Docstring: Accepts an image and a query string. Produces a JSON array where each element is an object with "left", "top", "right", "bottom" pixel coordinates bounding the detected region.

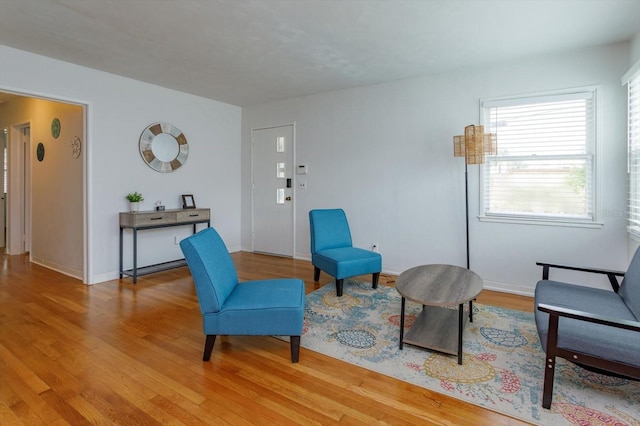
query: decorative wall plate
[
  {"left": 71, "top": 136, "right": 81, "bottom": 159},
  {"left": 51, "top": 118, "right": 61, "bottom": 139},
  {"left": 139, "top": 122, "right": 188, "bottom": 172},
  {"left": 37, "top": 142, "right": 45, "bottom": 161}
]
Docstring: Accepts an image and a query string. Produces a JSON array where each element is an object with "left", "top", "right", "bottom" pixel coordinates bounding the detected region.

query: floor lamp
[{"left": 453, "top": 125, "right": 497, "bottom": 269}]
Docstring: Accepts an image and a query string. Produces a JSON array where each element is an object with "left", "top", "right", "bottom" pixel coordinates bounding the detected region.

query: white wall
[
  {"left": 631, "top": 32, "right": 640, "bottom": 63},
  {"left": 0, "top": 41, "right": 633, "bottom": 291},
  {"left": 242, "top": 42, "right": 631, "bottom": 296},
  {"left": 0, "top": 45, "right": 242, "bottom": 284}
]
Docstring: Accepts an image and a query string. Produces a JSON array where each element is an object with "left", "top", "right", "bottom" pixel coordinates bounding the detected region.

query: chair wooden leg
[
  {"left": 542, "top": 314, "right": 559, "bottom": 409},
  {"left": 542, "top": 353, "right": 556, "bottom": 409},
  {"left": 290, "top": 336, "right": 301, "bottom": 363},
  {"left": 313, "top": 267, "right": 321, "bottom": 281},
  {"left": 336, "top": 279, "right": 344, "bottom": 297},
  {"left": 372, "top": 272, "right": 380, "bottom": 289},
  {"left": 203, "top": 335, "right": 216, "bottom": 361}
]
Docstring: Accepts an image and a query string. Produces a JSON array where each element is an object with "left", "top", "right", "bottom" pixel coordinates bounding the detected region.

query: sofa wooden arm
[
  {"left": 537, "top": 303, "right": 640, "bottom": 332},
  {"left": 536, "top": 262, "right": 625, "bottom": 292}
]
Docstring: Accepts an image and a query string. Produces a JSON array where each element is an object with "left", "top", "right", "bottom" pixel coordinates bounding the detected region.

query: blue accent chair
[
  {"left": 180, "top": 227, "right": 305, "bottom": 362},
  {"left": 534, "top": 248, "right": 640, "bottom": 408},
  {"left": 309, "top": 209, "right": 382, "bottom": 297}
]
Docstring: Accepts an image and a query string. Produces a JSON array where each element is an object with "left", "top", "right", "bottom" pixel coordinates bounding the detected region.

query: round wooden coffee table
[{"left": 396, "top": 264, "right": 483, "bottom": 365}]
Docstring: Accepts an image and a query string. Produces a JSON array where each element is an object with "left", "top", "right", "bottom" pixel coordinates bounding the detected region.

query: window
[
  {"left": 480, "top": 89, "right": 597, "bottom": 224},
  {"left": 626, "top": 64, "right": 640, "bottom": 237}
]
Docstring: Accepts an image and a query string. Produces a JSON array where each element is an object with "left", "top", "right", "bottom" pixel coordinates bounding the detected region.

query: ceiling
[{"left": 0, "top": 0, "right": 639, "bottom": 106}]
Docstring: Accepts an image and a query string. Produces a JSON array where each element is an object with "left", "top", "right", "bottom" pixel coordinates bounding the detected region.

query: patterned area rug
[{"left": 299, "top": 280, "right": 640, "bottom": 425}]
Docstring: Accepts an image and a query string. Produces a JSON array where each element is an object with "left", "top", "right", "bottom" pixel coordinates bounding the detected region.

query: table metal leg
[
  {"left": 469, "top": 300, "right": 474, "bottom": 323},
  {"left": 132, "top": 229, "right": 138, "bottom": 284},
  {"left": 458, "top": 303, "right": 464, "bottom": 365},
  {"left": 399, "top": 297, "right": 405, "bottom": 350},
  {"left": 119, "top": 227, "right": 123, "bottom": 279}
]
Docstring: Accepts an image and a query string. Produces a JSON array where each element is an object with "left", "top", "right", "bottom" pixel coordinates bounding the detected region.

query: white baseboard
[
  {"left": 31, "top": 256, "right": 83, "bottom": 282},
  {"left": 253, "top": 251, "right": 536, "bottom": 297},
  {"left": 482, "top": 280, "right": 534, "bottom": 297},
  {"left": 89, "top": 271, "right": 121, "bottom": 285}
]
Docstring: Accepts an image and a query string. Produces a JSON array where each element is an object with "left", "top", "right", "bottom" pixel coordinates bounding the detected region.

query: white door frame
[
  {"left": 6, "top": 123, "right": 30, "bottom": 255},
  {"left": 251, "top": 123, "right": 296, "bottom": 256},
  {"left": 0, "top": 128, "right": 6, "bottom": 249}
]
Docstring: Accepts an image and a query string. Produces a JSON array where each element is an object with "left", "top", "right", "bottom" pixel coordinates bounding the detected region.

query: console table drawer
[
  {"left": 177, "top": 209, "right": 210, "bottom": 222},
  {"left": 120, "top": 211, "right": 176, "bottom": 227}
]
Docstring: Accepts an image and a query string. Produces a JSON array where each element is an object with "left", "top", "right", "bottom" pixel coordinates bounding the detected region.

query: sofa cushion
[
  {"left": 619, "top": 247, "right": 640, "bottom": 320},
  {"left": 535, "top": 280, "right": 640, "bottom": 367}
]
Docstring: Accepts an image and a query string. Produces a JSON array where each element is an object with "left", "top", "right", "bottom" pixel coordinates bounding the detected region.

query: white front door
[{"left": 252, "top": 125, "right": 294, "bottom": 256}]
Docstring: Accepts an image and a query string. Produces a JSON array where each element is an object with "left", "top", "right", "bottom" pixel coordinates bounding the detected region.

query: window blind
[
  {"left": 481, "top": 90, "right": 595, "bottom": 222},
  {"left": 627, "top": 70, "right": 640, "bottom": 235}
]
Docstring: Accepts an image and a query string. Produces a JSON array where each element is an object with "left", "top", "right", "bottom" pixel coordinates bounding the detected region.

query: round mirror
[
  {"left": 139, "top": 122, "right": 188, "bottom": 172},
  {"left": 151, "top": 133, "right": 180, "bottom": 162}
]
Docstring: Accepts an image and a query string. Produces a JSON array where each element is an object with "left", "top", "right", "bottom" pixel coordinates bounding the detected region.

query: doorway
[
  {"left": 251, "top": 124, "right": 294, "bottom": 257},
  {"left": 0, "top": 92, "right": 85, "bottom": 280},
  {"left": 5, "top": 124, "right": 30, "bottom": 255}
]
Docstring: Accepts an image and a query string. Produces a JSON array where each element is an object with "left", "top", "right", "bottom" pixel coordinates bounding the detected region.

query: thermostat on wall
[{"left": 297, "top": 164, "right": 308, "bottom": 175}]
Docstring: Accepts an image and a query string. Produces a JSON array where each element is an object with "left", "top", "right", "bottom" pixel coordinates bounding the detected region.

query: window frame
[{"left": 479, "top": 86, "right": 601, "bottom": 228}]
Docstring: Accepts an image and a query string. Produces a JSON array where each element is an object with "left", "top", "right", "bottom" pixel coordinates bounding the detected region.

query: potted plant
[{"left": 126, "top": 192, "right": 144, "bottom": 212}]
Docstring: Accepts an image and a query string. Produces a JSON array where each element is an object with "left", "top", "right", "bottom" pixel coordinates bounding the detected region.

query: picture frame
[{"left": 182, "top": 194, "right": 196, "bottom": 209}]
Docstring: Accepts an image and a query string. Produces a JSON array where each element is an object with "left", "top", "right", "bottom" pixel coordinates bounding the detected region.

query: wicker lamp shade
[{"left": 453, "top": 125, "right": 497, "bottom": 164}]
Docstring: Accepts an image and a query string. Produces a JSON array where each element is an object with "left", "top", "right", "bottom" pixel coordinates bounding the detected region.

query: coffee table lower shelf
[{"left": 402, "top": 305, "right": 468, "bottom": 364}]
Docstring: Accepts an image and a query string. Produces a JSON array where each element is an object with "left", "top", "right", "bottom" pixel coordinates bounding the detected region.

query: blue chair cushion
[
  {"left": 180, "top": 228, "right": 239, "bottom": 313},
  {"left": 203, "top": 278, "right": 305, "bottom": 336},
  {"left": 535, "top": 280, "right": 640, "bottom": 367},
  {"left": 312, "top": 247, "right": 382, "bottom": 280},
  {"left": 309, "top": 209, "right": 352, "bottom": 252}
]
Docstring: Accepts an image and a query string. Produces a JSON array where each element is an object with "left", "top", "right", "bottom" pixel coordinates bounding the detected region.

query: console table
[{"left": 119, "top": 208, "right": 210, "bottom": 283}]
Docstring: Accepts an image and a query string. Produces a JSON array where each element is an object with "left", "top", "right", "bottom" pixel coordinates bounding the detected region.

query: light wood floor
[{"left": 0, "top": 252, "right": 535, "bottom": 425}]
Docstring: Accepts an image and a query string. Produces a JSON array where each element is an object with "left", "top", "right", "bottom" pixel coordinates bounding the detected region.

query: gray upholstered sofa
[{"left": 534, "top": 249, "right": 640, "bottom": 408}]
